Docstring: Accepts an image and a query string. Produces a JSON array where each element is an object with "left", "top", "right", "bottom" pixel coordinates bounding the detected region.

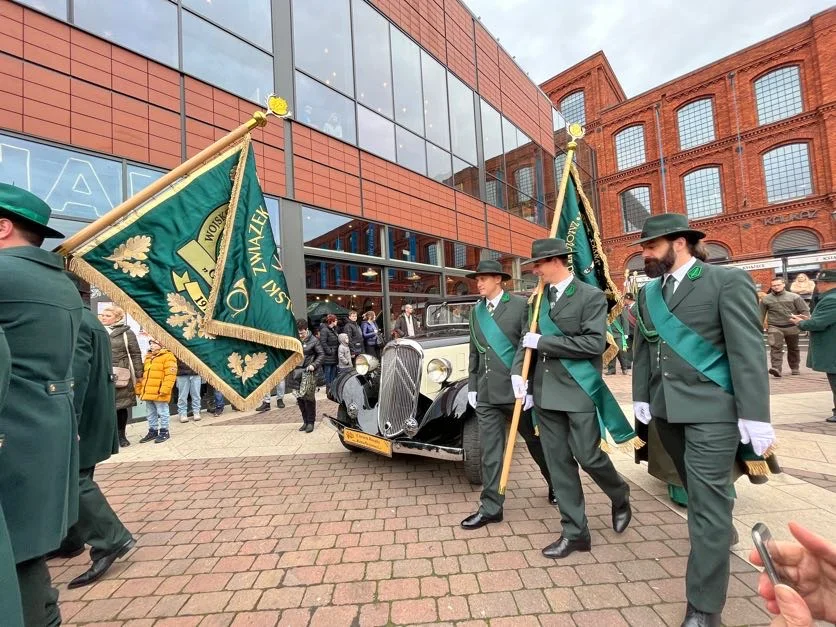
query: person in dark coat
[
  {"left": 0, "top": 327, "right": 23, "bottom": 627},
  {"left": 343, "top": 310, "right": 364, "bottom": 358},
  {"left": 288, "top": 319, "right": 324, "bottom": 433},
  {"left": 393, "top": 303, "right": 421, "bottom": 338},
  {"left": 361, "top": 310, "right": 381, "bottom": 358},
  {"left": 0, "top": 183, "right": 82, "bottom": 627},
  {"left": 48, "top": 274, "right": 136, "bottom": 588},
  {"left": 99, "top": 305, "right": 144, "bottom": 447},
  {"left": 318, "top": 314, "right": 340, "bottom": 387}
]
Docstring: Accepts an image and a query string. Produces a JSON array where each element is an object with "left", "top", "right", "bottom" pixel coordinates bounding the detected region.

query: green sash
[
  {"left": 609, "top": 318, "right": 627, "bottom": 350},
  {"left": 644, "top": 279, "right": 733, "bottom": 393},
  {"left": 472, "top": 300, "right": 515, "bottom": 369},
  {"left": 643, "top": 278, "right": 775, "bottom": 473},
  {"left": 537, "top": 297, "right": 641, "bottom": 448}
]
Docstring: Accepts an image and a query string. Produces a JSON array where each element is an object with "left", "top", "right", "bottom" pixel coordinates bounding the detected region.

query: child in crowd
[
  {"left": 337, "top": 332, "right": 352, "bottom": 375},
  {"left": 136, "top": 338, "right": 178, "bottom": 443}
]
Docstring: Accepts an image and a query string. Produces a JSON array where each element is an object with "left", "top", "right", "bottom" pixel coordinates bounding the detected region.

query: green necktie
[{"left": 663, "top": 276, "right": 677, "bottom": 304}]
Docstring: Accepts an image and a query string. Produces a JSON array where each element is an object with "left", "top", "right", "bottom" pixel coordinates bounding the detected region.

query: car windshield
[{"left": 425, "top": 302, "right": 474, "bottom": 327}]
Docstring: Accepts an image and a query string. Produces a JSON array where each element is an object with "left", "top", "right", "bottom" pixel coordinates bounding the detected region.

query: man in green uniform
[
  {"left": 760, "top": 277, "right": 809, "bottom": 377},
  {"left": 461, "top": 260, "right": 555, "bottom": 529},
  {"left": 516, "top": 239, "right": 632, "bottom": 559},
  {"left": 605, "top": 305, "right": 631, "bottom": 375},
  {"left": 0, "top": 328, "right": 24, "bottom": 627},
  {"left": 47, "top": 275, "right": 136, "bottom": 587},
  {"left": 790, "top": 269, "right": 836, "bottom": 423},
  {"left": 0, "top": 183, "right": 83, "bottom": 626},
  {"left": 631, "top": 214, "right": 774, "bottom": 627}
]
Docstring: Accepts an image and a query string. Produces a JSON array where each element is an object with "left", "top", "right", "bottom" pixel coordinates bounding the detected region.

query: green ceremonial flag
[
  {"left": 556, "top": 165, "right": 622, "bottom": 316},
  {"left": 68, "top": 135, "right": 303, "bottom": 409}
]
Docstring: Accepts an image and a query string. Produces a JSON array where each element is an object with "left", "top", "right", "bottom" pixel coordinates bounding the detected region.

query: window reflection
[
  {"left": 264, "top": 196, "right": 280, "bottom": 246},
  {"left": 74, "top": 0, "right": 178, "bottom": 67},
  {"left": 16, "top": 0, "right": 66, "bottom": 19},
  {"left": 481, "top": 100, "right": 503, "bottom": 162},
  {"left": 447, "top": 74, "right": 477, "bottom": 165},
  {"left": 443, "top": 240, "right": 482, "bottom": 269},
  {"left": 292, "top": 0, "right": 353, "bottom": 96},
  {"left": 183, "top": 0, "right": 272, "bottom": 50},
  {"left": 182, "top": 12, "right": 273, "bottom": 104},
  {"left": 42, "top": 217, "right": 89, "bottom": 251},
  {"left": 295, "top": 72, "right": 357, "bottom": 143},
  {"left": 396, "top": 126, "right": 427, "bottom": 175},
  {"left": 0, "top": 133, "right": 121, "bottom": 220},
  {"left": 387, "top": 268, "right": 441, "bottom": 295},
  {"left": 305, "top": 258, "right": 383, "bottom": 292},
  {"left": 426, "top": 142, "right": 453, "bottom": 184},
  {"left": 353, "top": 0, "right": 393, "bottom": 118},
  {"left": 303, "top": 206, "right": 381, "bottom": 256},
  {"left": 391, "top": 29, "right": 424, "bottom": 135},
  {"left": 502, "top": 117, "right": 519, "bottom": 152},
  {"left": 357, "top": 106, "right": 395, "bottom": 161},
  {"left": 421, "top": 52, "right": 450, "bottom": 150},
  {"left": 126, "top": 164, "right": 163, "bottom": 196},
  {"left": 452, "top": 157, "right": 478, "bottom": 198},
  {"left": 485, "top": 173, "right": 506, "bottom": 209},
  {"left": 388, "top": 228, "right": 438, "bottom": 265}
]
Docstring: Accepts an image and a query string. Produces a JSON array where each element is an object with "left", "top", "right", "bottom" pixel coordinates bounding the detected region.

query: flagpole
[
  {"left": 58, "top": 111, "right": 271, "bottom": 255},
  {"left": 498, "top": 122, "right": 586, "bottom": 495}
]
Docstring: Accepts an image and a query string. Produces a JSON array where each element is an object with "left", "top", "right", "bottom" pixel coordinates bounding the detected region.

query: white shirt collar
[
  {"left": 551, "top": 274, "right": 574, "bottom": 298},
  {"left": 486, "top": 290, "right": 504, "bottom": 309},
  {"left": 664, "top": 256, "right": 697, "bottom": 289}
]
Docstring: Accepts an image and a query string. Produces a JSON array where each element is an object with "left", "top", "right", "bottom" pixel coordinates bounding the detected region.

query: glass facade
[
  {"left": 302, "top": 206, "right": 382, "bottom": 256},
  {"left": 183, "top": 0, "right": 272, "bottom": 51},
  {"left": 295, "top": 71, "right": 357, "bottom": 143},
  {"left": 677, "top": 99, "right": 715, "bottom": 150},
  {"left": 683, "top": 167, "right": 723, "bottom": 219},
  {"left": 353, "top": 0, "right": 393, "bottom": 118},
  {"left": 559, "top": 91, "right": 585, "bottom": 126},
  {"left": 755, "top": 66, "right": 802, "bottom": 125},
  {"left": 620, "top": 186, "right": 651, "bottom": 233},
  {"left": 292, "top": 0, "right": 354, "bottom": 95},
  {"left": 615, "top": 125, "right": 646, "bottom": 171},
  {"left": 763, "top": 143, "right": 813, "bottom": 203}
]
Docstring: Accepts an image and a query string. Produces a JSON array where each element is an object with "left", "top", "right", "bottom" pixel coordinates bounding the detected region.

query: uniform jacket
[
  {"left": 136, "top": 348, "right": 178, "bottom": 402},
  {"left": 468, "top": 292, "right": 527, "bottom": 405},
  {"left": 632, "top": 259, "right": 769, "bottom": 423},
  {"left": 0, "top": 245, "right": 82, "bottom": 562},
  {"left": 609, "top": 308, "right": 631, "bottom": 344},
  {"left": 0, "top": 328, "right": 8, "bottom": 413},
  {"left": 798, "top": 288, "right": 836, "bottom": 373},
  {"left": 74, "top": 308, "right": 120, "bottom": 470},
  {"left": 318, "top": 323, "right": 340, "bottom": 365},
  {"left": 393, "top": 314, "right": 421, "bottom": 338},
  {"left": 108, "top": 324, "right": 144, "bottom": 410},
  {"left": 514, "top": 277, "right": 607, "bottom": 413},
  {"left": 343, "top": 320, "right": 364, "bottom": 355},
  {"left": 759, "top": 290, "right": 809, "bottom": 327}
]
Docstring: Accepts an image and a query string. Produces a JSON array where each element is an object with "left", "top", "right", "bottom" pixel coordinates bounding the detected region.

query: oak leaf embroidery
[
  {"left": 166, "top": 293, "right": 214, "bottom": 340},
  {"left": 228, "top": 352, "right": 268, "bottom": 384},
  {"left": 104, "top": 235, "right": 152, "bottom": 278}
]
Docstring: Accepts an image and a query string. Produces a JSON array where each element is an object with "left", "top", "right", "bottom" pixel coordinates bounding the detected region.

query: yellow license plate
[{"left": 343, "top": 428, "right": 393, "bottom": 457}]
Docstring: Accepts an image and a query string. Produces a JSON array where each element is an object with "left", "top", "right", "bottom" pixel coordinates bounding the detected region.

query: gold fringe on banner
[{"left": 600, "top": 435, "right": 646, "bottom": 454}]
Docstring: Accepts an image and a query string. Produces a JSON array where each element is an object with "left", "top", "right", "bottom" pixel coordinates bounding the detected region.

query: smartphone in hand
[{"left": 752, "top": 522, "right": 784, "bottom": 586}]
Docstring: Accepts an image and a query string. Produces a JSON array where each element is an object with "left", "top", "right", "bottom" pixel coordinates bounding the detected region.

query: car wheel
[{"left": 462, "top": 416, "right": 482, "bottom": 485}]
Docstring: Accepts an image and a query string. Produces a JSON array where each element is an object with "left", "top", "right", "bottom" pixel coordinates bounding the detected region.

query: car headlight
[
  {"left": 355, "top": 354, "right": 379, "bottom": 376},
  {"left": 427, "top": 358, "right": 452, "bottom": 384}
]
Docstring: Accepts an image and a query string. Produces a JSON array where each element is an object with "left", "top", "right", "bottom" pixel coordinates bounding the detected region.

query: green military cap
[
  {"left": 634, "top": 213, "right": 704, "bottom": 245},
  {"left": 0, "top": 182, "right": 65, "bottom": 239},
  {"left": 521, "top": 238, "right": 576, "bottom": 265},
  {"left": 465, "top": 259, "right": 511, "bottom": 281},
  {"left": 816, "top": 269, "right": 836, "bottom": 282}
]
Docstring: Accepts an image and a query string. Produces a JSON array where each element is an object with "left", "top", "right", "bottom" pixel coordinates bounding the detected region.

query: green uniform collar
[{"left": 0, "top": 245, "right": 65, "bottom": 270}]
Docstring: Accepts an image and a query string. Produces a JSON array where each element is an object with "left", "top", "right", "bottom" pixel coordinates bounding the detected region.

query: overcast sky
[{"left": 463, "top": 0, "right": 833, "bottom": 97}]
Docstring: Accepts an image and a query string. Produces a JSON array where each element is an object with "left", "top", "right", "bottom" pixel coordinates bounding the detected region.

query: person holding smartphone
[{"left": 750, "top": 521, "right": 836, "bottom": 625}]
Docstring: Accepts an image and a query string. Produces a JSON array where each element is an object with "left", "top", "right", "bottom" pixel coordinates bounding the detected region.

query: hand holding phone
[{"left": 751, "top": 522, "right": 784, "bottom": 586}]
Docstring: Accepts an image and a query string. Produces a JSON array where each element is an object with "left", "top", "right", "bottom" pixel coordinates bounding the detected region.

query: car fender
[{"left": 419, "top": 379, "right": 472, "bottom": 430}]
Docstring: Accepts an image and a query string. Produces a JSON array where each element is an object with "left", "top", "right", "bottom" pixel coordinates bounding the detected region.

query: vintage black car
[{"left": 326, "top": 296, "right": 484, "bottom": 483}]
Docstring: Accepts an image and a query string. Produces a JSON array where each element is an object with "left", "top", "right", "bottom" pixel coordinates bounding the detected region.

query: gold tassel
[
  {"left": 616, "top": 436, "right": 646, "bottom": 451},
  {"left": 599, "top": 439, "right": 613, "bottom": 453},
  {"left": 745, "top": 460, "right": 771, "bottom": 476},
  {"left": 534, "top": 425, "right": 539, "bottom": 437}
]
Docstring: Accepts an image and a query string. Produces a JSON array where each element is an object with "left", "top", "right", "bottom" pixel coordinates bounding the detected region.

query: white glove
[
  {"left": 523, "top": 395, "right": 534, "bottom": 411},
  {"left": 307, "top": 365, "right": 315, "bottom": 372},
  {"left": 522, "top": 332, "right": 541, "bottom": 349},
  {"left": 511, "top": 375, "right": 527, "bottom": 399},
  {"left": 467, "top": 391, "right": 477, "bottom": 408},
  {"left": 738, "top": 419, "right": 776, "bottom": 456},
  {"left": 633, "top": 401, "right": 652, "bottom": 425}
]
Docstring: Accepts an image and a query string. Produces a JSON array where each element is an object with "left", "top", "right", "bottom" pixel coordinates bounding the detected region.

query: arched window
[
  {"left": 683, "top": 167, "right": 723, "bottom": 219},
  {"left": 771, "top": 229, "right": 820, "bottom": 255},
  {"left": 626, "top": 253, "right": 644, "bottom": 272},
  {"left": 762, "top": 143, "right": 812, "bottom": 203},
  {"left": 677, "top": 99, "right": 715, "bottom": 149},
  {"left": 704, "top": 243, "right": 730, "bottom": 263},
  {"left": 620, "top": 186, "right": 651, "bottom": 233},
  {"left": 755, "top": 66, "right": 802, "bottom": 125},
  {"left": 559, "top": 91, "right": 585, "bottom": 126},
  {"left": 615, "top": 125, "right": 646, "bottom": 171}
]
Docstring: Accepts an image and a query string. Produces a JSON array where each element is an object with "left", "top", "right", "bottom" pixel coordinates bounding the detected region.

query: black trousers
[
  {"left": 297, "top": 398, "right": 316, "bottom": 424},
  {"left": 829, "top": 372, "right": 836, "bottom": 414},
  {"left": 116, "top": 407, "right": 130, "bottom": 435},
  {"left": 17, "top": 557, "right": 60, "bottom": 627},
  {"left": 60, "top": 467, "right": 133, "bottom": 561}
]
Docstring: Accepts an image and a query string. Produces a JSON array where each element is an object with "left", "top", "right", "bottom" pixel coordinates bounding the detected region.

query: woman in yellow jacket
[{"left": 136, "top": 338, "right": 178, "bottom": 443}]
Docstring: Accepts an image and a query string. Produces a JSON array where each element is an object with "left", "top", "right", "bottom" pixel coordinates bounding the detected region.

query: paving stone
[
  {"left": 230, "top": 610, "right": 280, "bottom": 627},
  {"left": 309, "top": 604, "right": 360, "bottom": 626},
  {"left": 468, "top": 591, "right": 518, "bottom": 618},
  {"left": 389, "top": 598, "right": 437, "bottom": 624},
  {"left": 358, "top": 602, "right": 390, "bottom": 626},
  {"left": 572, "top": 608, "right": 630, "bottom": 626},
  {"left": 181, "top": 591, "right": 234, "bottom": 615}
]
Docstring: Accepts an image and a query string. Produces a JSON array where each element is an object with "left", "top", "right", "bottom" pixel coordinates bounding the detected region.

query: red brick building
[{"left": 541, "top": 8, "right": 836, "bottom": 289}]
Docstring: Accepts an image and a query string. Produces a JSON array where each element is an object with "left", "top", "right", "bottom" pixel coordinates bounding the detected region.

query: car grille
[{"left": 378, "top": 340, "right": 422, "bottom": 437}]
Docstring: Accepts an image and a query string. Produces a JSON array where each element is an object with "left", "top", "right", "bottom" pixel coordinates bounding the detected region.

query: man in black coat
[{"left": 343, "top": 311, "right": 364, "bottom": 358}]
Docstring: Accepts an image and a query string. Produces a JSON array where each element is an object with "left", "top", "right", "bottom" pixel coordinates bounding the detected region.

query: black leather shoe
[
  {"left": 612, "top": 496, "right": 632, "bottom": 533},
  {"left": 547, "top": 488, "right": 557, "bottom": 505},
  {"left": 45, "top": 546, "right": 84, "bottom": 561},
  {"left": 67, "top": 537, "right": 136, "bottom": 589},
  {"left": 460, "top": 511, "right": 503, "bottom": 529},
  {"left": 680, "top": 602, "right": 721, "bottom": 627},
  {"left": 305, "top": 423, "right": 314, "bottom": 433},
  {"left": 542, "top": 534, "right": 591, "bottom": 559},
  {"left": 827, "top": 413, "right": 836, "bottom": 423},
  {"left": 256, "top": 401, "right": 270, "bottom": 413},
  {"left": 768, "top": 367, "right": 781, "bottom": 378},
  {"left": 298, "top": 424, "right": 307, "bottom": 431}
]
